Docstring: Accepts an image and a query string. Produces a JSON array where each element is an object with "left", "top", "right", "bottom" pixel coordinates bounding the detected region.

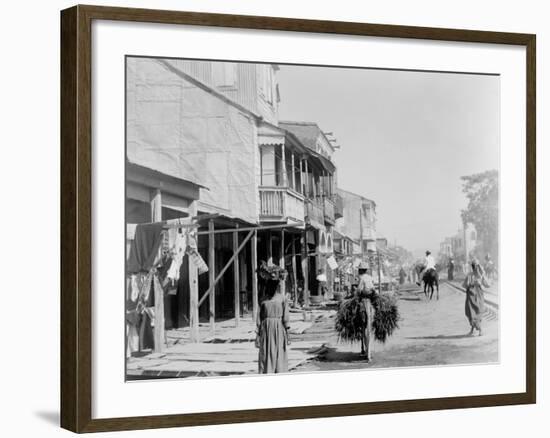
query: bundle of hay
[
  {"left": 371, "top": 293, "right": 400, "bottom": 343},
  {"left": 335, "top": 293, "right": 400, "bottom": 344},
  {"left": 335, "top": 296, "right": 366, "bottom": 344}
]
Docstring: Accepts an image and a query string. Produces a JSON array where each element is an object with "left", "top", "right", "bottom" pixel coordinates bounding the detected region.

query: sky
[{"left": 276, "top": 65, "right": 500, "bottom": 257}]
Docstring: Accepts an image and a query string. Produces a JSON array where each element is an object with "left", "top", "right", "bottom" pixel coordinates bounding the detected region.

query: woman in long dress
[
  {"left": 463, "top": 260, "right": 489, "bottom": 336},
  {"left": 256, "top": 280, "right": 290, "bottom": 373}
]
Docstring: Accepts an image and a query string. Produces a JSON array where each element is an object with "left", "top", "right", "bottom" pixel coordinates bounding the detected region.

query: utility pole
[
  {"left": 377, "top": 249, "right": 382, "bottom": 294},
  {"left": 359, "top": 206, "right": 364, "bottom": 260}
]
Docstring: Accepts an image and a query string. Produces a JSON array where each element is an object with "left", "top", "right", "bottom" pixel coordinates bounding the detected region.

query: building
[
  {"left": 439, "top": 237, "right": 453, "bottom": 259},
  {"left": 438, "top": 223, "right": 477, "bottom": 263},
  {"left": 126, "top": 57, "right": 344, "bottom": 340},
  {"left": 335, "top": 188, "right": 377, "bottom": 254},
  {"left": 279, "top": 121, "right": 340, "bottom": 298}
]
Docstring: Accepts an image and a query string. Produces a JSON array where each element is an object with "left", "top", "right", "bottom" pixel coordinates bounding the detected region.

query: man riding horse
[{"left": 416, "top": 250, "right": 439, "bottom": 300}]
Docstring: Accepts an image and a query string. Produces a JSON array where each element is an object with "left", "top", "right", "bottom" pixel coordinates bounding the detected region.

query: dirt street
[{"left": 291, "top": 282, "right": 499, "bottom": 372}]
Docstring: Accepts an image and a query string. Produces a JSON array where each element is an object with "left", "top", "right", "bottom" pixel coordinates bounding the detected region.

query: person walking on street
[
  {"left": 398, "top": 266, "right": 407, "bottom": 285},
  {"left": 447, "top": 257, "right": 455, "bottom": 281},
  {"left": 356, "top": 262, "right": 376, "bottom": 361},
  {"left": 316, "top": 269, "right": 327, "bottom": 300},
  {"left": 463, "top": 259, "right": 489, "bottom": 336}
]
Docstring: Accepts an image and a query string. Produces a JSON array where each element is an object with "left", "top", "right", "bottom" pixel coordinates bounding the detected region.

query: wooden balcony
[
  {"left": 323, "top": 197, "right": 335, "bottom": 225},
  {"left": 259, "top": 186, "right": 305, "bottom": 223},
  {"left": 305, "top": 199, "right": 324, "bottom": 229},
  {"left": 334, "top": 193, "right": 344, "bottom": 219}
]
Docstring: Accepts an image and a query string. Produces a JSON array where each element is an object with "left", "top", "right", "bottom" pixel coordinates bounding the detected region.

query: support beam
[
  {"left": 304, "top": 160, "right": 309, "bottom": 197},
  {"left": 233, "top": 226, "right": 240, "bottom": 327},
  {"left": 208, "top": 219, "right": 215, "bottom": 335},
  {"left": 301, "top": 229, "right": 309, "bottom": 307},
  {"left": 150, "top": 188, "right": 162, "bottom": 222},
  {"left": 300, "top": 159, "right": 305, "bottom": 195},
  {"left": 150, "top": 188, "right": 164, "bottom": 352},
  {"left": 291, "top": 152, "right": 296, "bottom": 191},
  {"left": 377, "top": 250, "right": 382, "bottom": 294},
  {"left": 153, "top": 276, "right": 165, "bottom": 353},
  {"left": 281, "top": 144, "right": 287, "bottom": 186},
  {"left": 198, "top": 229, "right": 254, "bottom": 308},
  {"left": 359, "top": 206, "right": 364, "bottom": 257},
  {"left": 251, "top": 230, "right": 258, "bottom": 323},
  {"left": 267, "top": 231, "right": 273, "bottom": 265},
  {"left": 188, "top": 201, "right": 199, "bottom": 343},
  {"left": 280, "top": 229, "right": 285, "bottom": 296},
  {"left": 291, "top": 235, "right": 298, "bottom": 307}
]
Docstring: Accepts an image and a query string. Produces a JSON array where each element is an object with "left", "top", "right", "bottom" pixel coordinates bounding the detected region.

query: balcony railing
[
  {"left": 323, "top": 197, "right": 335, "bottom": 225},
  {"left": 334, "top": 193, "right": 344, "bottom": 219},
  {"left": 305, "top": 199, "right": 324, "bottom": 229},
  {"left": 259, "top": 186, "right": 305, "bottom": 222}
]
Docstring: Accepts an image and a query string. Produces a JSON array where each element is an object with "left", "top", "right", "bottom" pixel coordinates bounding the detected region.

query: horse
[{"left": 415, "top": 263, "right": 440, "bottom": 300}]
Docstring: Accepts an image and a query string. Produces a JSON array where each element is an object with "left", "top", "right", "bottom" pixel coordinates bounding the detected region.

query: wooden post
[
  {"left": 291, "top": 152, "right": 296, "bottom": 191},
  {"left": 150, "top": 188, "right": 162, "bottom": 222},
  {"left": 267, "top": 231, "right": 273, "bottom": 265},
  {"left": 280, "top": 229, "right": 286, "bottom": 296},
  {"left": 153, "top": 275, "right": 165, "bottom": 353},
  {"left": 291, "top": 235, "right": 298, "bottom": 307},
  {"left": 208, "top": 219, "right": 215, "bottom": 335},
  {"left": 188, "top": 201, "right": 199, "bottom": 342},
  {"left": 251, "top": 230, "right": 258, "bottom": 322},
  {"left": 301, "top": 229, "right": 309, "bottom": 307},
  {"left": 304, "top": 159, "right": 309, "bottom": 197},
  {"left": 197, "top": 229, "right": 255, "bottom": 307},
  {"left": 281, "top": 144, "right": 287, "bottom": 186},
  {"left": 233, "top": 225, "right": 240, "bottom": 327},
  {"left": 377, "top": 250, "right": 382, "bottom": 294},
  {"left": 150, "top": 188, "right": 164, "bottom": 352},
  {"left": 359, "top": 206, "right": 364, "bottom": 258}
]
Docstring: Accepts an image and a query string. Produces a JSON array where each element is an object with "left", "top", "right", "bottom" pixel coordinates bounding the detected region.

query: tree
[{"left": 460, "top": 170, "right": 498, "bottom": 259}]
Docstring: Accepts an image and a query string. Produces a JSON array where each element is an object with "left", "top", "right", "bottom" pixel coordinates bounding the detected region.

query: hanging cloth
[
  {"left": 127, "top": 222, "right": 164, "bottom": 273},
  {"left": 166, "top": 230, "right": 187, "bottom": 283}
]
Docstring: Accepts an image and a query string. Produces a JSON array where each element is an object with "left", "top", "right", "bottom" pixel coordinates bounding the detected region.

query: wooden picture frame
[{"left": 60, "top": 4, "right": 536, "bottom": 433}]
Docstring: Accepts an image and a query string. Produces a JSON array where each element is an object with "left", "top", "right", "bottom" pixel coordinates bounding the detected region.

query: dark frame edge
[
  {"left": 61, "top": 5, "right": 94, "bottom": 433},
  {"left": 82, "top": 392, "right": 532, "bottom": 433},
  {"left": 525, "top": 34, "right": 536, "bottom": 405},
  {"left": 60, "top": 4, "right": 537, "bottom": 433},
  {"left": 60, "top": 5, "right": 79, "bottom": 433}
]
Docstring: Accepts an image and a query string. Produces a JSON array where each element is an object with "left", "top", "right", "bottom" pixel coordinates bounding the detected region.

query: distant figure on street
[
  {"left": 416, "top": 250, "right": 436, "bottom": 286},
  {"left": 356, "top": 262, "right": 376, "bottom": 360},
  {"left": 447, "top": 258, "right": 455, "bottom": 281},
  {"left": 484, "top": 253, "right": 496, "bottom": 280},
  {"left": 463, "top": 260, "right": 489, "bottom": 336},
  {"left": 256, "top": 281, "right": 290, "bottom": 373},
  {"left": 398, "top": 266, "right": 407, "bottom": 285},
  {"left": 316, "top": 269, "right": 327, "bottom": 299}
]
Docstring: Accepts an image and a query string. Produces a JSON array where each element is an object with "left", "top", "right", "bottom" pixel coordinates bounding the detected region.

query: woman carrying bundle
[{"left": 256, "top": 263, "right": 290, "bottom": 374}]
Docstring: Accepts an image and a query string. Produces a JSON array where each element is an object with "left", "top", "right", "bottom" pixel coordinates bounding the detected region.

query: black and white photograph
[{"left": 125, "top": 57, "right": 500, "bottom": 380}]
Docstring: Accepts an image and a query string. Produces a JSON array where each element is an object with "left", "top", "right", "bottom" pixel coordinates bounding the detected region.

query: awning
[
  {"left": 307, "top": 148, "right": 336, "bottom": 173},
  {"left": 258, "top": 123, "right": 286, "bottom": 147}
]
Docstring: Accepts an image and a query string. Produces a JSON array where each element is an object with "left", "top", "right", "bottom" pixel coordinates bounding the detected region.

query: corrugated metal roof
[{"left": 279, "top": 121, "right": 321, "bottom": 152}]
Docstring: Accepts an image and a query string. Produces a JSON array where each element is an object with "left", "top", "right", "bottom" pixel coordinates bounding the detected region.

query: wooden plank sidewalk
[{"left": 127, "top": 310, "right": 334, "bottom": 378}]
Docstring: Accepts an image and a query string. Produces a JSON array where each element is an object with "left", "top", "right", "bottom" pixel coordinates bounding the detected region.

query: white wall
[
  {"left": 127, "top": 57, "right": 260, "bottom": 223},
  {"left": 0, "top": 0, "right": 546, "bottom": 437}
]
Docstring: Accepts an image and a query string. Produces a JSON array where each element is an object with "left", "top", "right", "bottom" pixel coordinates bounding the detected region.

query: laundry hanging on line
[{"left": 127, "top": 222, "right": 164, "bottom": 273}]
